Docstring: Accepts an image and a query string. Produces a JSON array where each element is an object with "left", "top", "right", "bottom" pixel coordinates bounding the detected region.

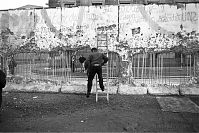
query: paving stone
[
  {"left": 157, "top": 97, "right": 199, "bottom": 113},
  {"left": 148, "top": 86, "right": 179, "bottom": 95}
]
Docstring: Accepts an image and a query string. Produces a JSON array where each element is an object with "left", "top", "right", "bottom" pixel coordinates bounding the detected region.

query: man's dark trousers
[
  {"left": 87, "top": 65, "right": 104, "bottom": 94},
  {"left": 0, "top": 88, "right": 2, "bottom": 107}
]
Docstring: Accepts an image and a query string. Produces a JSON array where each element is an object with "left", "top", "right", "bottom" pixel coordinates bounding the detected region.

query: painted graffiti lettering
[
  {"left": 120, "top": 6, "right": 140, "bottom": 13},
  {"left": 184, "top": 12, "right": 197, "bottom": 22},
  {"left": 103, "top": 7, "right": 113, "bottom": 12},
  {"left": 76, "top": 25, "right": 89, "bottom": 29},
  {"left": 87, "top": 13, "right": 99, "bottom": 21},
  {"left": 158, "top": 12, "right": 198, "bottom": 23},
  {"left": 35, "top": 25, "right": 90, "bottom": 33},
  {"left": 39, "top": 27, "right": 58, "bottom": 32},
  {"left": 121, "top": 13, "right": 145, "bottom": 23}
]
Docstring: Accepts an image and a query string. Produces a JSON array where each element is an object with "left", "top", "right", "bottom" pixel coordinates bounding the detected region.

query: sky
[{"left": 0, "top": 0, "right": 49, "bottom": 10}]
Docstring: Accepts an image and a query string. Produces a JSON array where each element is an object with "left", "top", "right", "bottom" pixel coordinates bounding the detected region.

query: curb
[{"left": 3, "top": 84, "right": 199, "bottom": 96}]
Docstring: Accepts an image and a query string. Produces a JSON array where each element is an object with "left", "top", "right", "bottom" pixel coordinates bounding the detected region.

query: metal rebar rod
[
  {"left": 137, "top": 54, "right": 140, "bottom": 79},
  {"left": 180, "top": 53, "right": 182, "bottom": 85},
  {"left": 111, "top": 52, "right": 113, "bottom": 78},
  {"left": 133, "top": 54, "right": 136, "bottom": 79},
  {"left": 194, "top": 55, "right": 196, "bottom": 77},
  {"left": 186, "top": 55, "right": 189, "bottom": 81},
  {"left": 29, "top": 54, "right": 32, "bottom": 79},
  {"left": 153, "top": 53, "right": 155, "bottom": 81},
  {"left": 142, "top": 53, "right": 144, "bottom": 83},
  {"left": 156, "top": 53, "right": 158, "bottom": 81},
  {"left": 161, "top": 54, "right": 163, "bottom": 84},
  {"left": 165, "top": 53, "right": 167, "bottom": 85},
  {"left": 134, "top": 54, "right": 136, "bottom": 78},
  {"left": 151, "top": 53, "right": 152, "bottom": 81},
  {"left": 53, "top": 57, "right": 55, "bottom": 78},
  {"left": 24, "top": 53, "right": 27, "bottom": 79},
  {"left": 169, "top": 52, "right": 171, "bottom": 86},
  {"left": 144, "top": 53, "right": 147, "bottom": 84},
  {"left": 47, "top": 55, "right": 49, "bottom": 79},
  {"left": 190, "top": 54, "right": 191, "bottom": 77}
]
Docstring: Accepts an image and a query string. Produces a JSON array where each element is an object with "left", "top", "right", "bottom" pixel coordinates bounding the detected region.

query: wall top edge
[{"left": 0, "top": 2, "right": 199, "bottom": 12}]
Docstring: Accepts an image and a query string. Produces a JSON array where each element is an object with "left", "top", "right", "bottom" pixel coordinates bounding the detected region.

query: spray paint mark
[
  {"left": 77, "top": 6, "right": 85, "bottom": 26},
  {"left": 40, "top": 9, "right": 59, "bottom": 35},
  {"left": 137, "top": 5, "right": 173, "bottom": 35}
]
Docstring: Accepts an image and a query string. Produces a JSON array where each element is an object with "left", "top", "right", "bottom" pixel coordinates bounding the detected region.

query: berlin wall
[{"left": 0, "top": 4, "right": 199, "bottom": 94}]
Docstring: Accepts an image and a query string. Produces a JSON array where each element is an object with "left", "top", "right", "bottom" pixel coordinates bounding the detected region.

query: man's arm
[
  {"left": 84, "top": 55, "right": 92, "bottom": 70},
  {"left": 102, "top": 54, "right": 108, "bottom": 65},
  {"left": 84, "top": 59, "right": 89, "bottom": 70}
]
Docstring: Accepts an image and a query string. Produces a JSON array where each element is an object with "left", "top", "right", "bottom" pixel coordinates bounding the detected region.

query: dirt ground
[{"left": 0, "top": 92, "right": 199, "bottom": 132}]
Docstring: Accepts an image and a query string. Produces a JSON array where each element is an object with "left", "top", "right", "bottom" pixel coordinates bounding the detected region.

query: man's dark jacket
[{"left": 84, "top": 52, "right": 108, "bottom": 73}]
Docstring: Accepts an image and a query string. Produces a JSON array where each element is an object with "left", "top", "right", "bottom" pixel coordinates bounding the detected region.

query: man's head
[{"left": 91, "top": 48, "right": 98, "bottom": 52}]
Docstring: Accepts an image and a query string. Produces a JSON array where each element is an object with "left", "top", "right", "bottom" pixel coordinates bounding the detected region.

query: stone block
[
  {"left": 3, "top": 83, "right": 60, "bottom": 93},
  {"left": 118, "top": 84, "right": 147, "bottom": 95},
  {"left": 3, "top": 84, "right": 25, "bottom": 92},
  {"left": 61, "top": 85, "right": 87, "bottom": 93},
  {"left": 180, "top": 87, "right": 199, "bottom": 95},
  {"left": 148, "top": 86, "right": 179, "bottom": 95},
  {"left": 91, "top": 85, "right": 118, "bottom": 94}
]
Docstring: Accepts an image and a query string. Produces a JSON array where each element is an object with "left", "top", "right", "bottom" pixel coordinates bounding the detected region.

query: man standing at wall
[
  {"left": 0, "top": 69, "right": 6, "bottom": 108},
  {"left": 79, "top": 55, "right": 86, "bottom": 72},
  {"left": 85, "top": 48, "right": 108, "bottom": 98},
  {"left": 8, "top": 56, "right": 17, "bottom": 75}
]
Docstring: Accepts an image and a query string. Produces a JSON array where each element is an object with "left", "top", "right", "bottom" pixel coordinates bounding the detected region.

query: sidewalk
[
  {"left": 0, "top": 92, "right": 199, "bottom": 132},
  {"left": 4, "top": 81, "right": 199, "bottom": 96}
]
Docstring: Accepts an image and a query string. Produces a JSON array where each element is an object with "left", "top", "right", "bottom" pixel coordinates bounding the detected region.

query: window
[
  {"left": 119, "top": 2, "right": 131, "bottom": 4},
  {"left": 92, "top": 2, "right": 103, "bottom": 5},
  {"left": 64, "top": 3, "right": 75, "bottom": 7},
  {"left": 92, "top": 0, "right": 104, "bottom": 5},
  {"left": 62, "top": 0, "right": 76, "bottom": 7},
  {"left": 119, "top": 0, "right": 132, "bottom": 4}
]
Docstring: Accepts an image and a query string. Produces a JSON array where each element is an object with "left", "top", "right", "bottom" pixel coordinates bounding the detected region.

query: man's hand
[{"left": 84, "top": 70, "right": 87, "bottom": 74}]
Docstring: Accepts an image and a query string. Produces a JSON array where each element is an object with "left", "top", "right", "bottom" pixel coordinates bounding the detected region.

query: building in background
[
  {"left": 16, "top": 5, "right": 43, "bottom": 9},
  {"left": 48, "top": 0, "right": 199, "bottom": 7}
]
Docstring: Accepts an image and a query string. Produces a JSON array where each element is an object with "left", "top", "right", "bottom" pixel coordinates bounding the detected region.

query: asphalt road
[{"left": 0, "top": 92, "right": 199, "bottom": 132}]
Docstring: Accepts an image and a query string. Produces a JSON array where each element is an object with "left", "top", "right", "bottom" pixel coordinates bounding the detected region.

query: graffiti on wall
[
  {"left": 0, "top": 4, "right": 198, "bottom": 57},
  {"left": 118, "top": 4, "right": 198, "bottom": 60}
]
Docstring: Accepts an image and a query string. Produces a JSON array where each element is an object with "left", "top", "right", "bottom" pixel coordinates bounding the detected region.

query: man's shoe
[{"left": 101, "top": 88, "right": 104, "bottom": 91}]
